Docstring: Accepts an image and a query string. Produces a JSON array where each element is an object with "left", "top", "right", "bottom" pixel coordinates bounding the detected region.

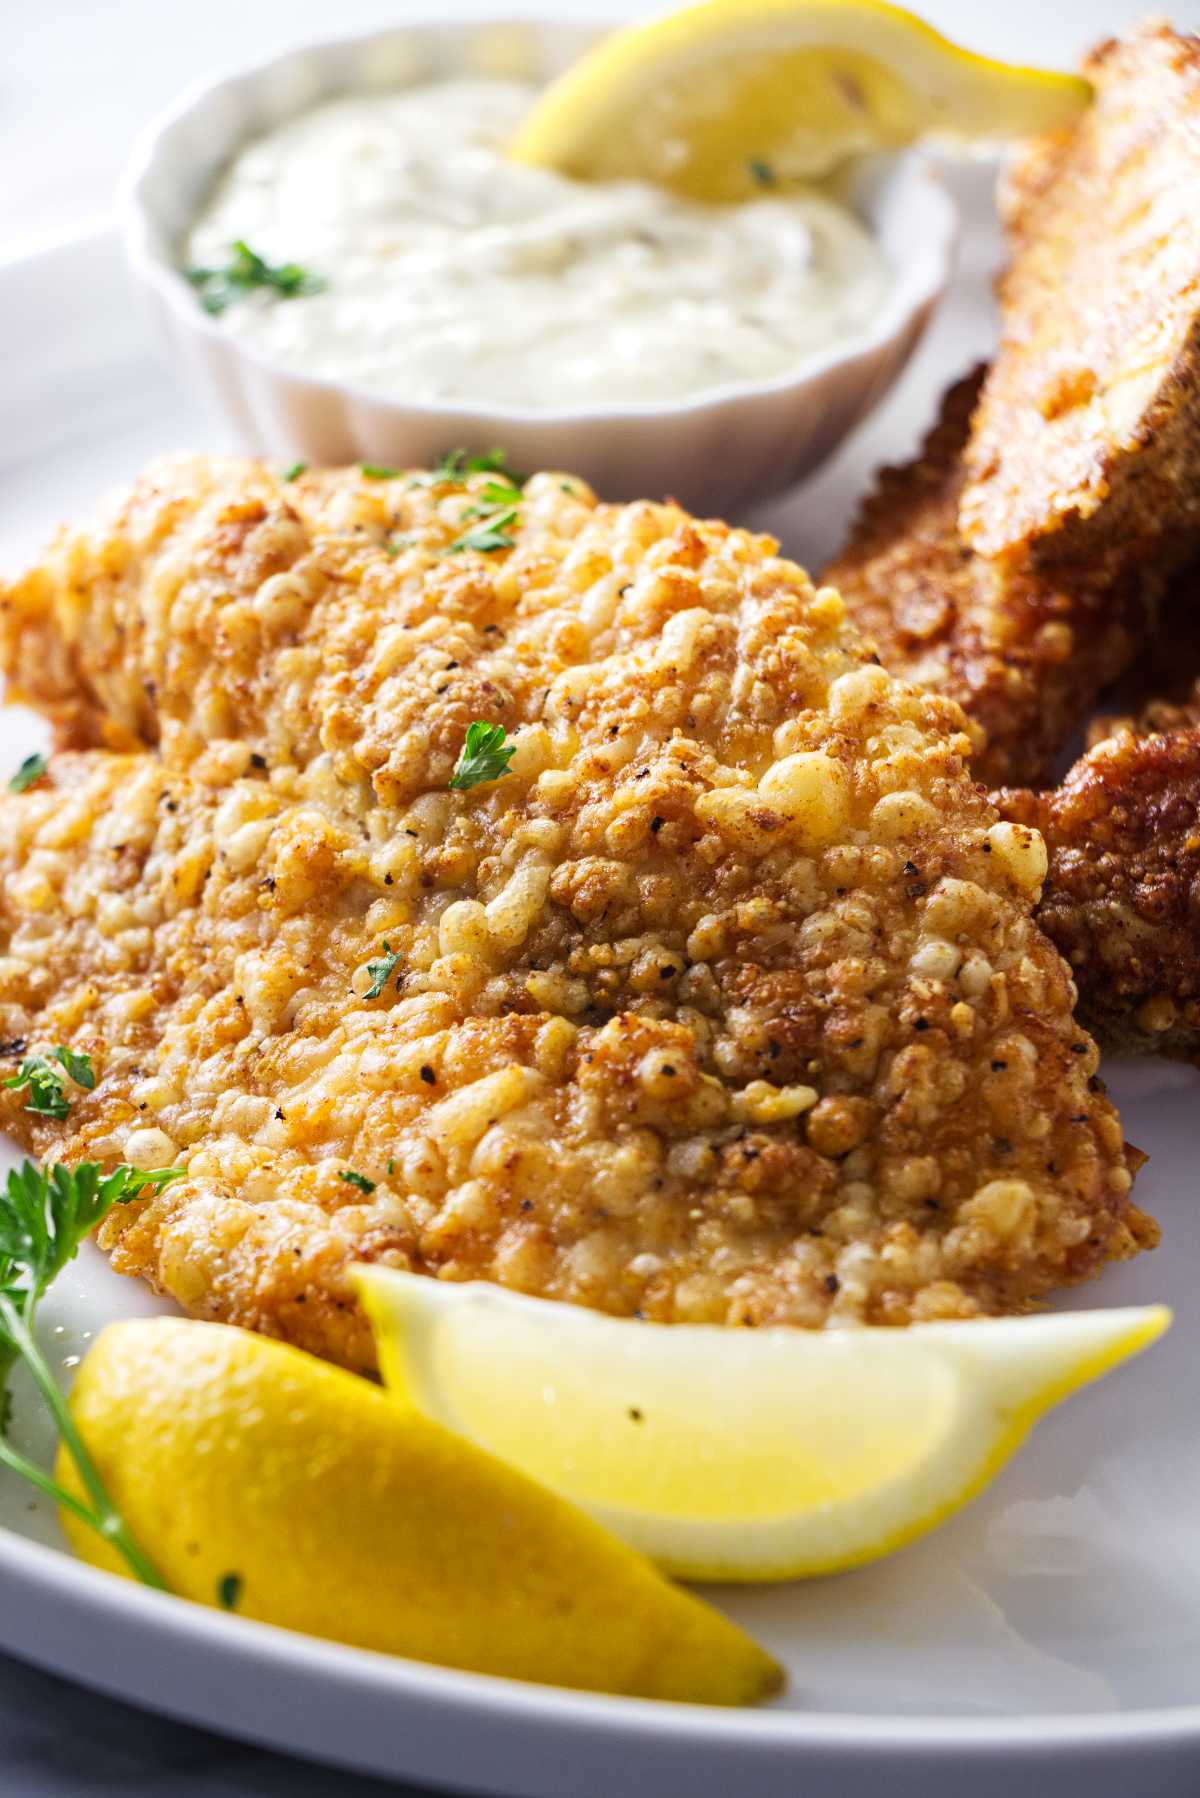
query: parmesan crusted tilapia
[{"left": 0, "top": 460, "right": 1154, "bottom": 1367}]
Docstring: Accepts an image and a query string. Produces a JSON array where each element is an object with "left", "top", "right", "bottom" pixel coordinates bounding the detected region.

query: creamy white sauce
[{"left": 186, "top": 79, "right": 893, "bottom": 411}]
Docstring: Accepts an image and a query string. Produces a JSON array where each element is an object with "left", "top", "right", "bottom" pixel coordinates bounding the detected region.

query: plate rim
[
  {"left": 3, "top": 1520, "right": 1200, "bottom": 1754},
  {"left": 2, "top": 226, "right": 1200, "bottom": 1783}
]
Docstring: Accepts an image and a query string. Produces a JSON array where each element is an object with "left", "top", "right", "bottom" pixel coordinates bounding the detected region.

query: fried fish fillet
[
  {"left": 961, "top": 22, "right": 1200, "bottom": 576},
  {"left": 821, "top": 370, "right": 1156, "bottom": 786},
  {"left": 0, "top": 460, "right": 1152, "bottom": 1363},
  {"left": 991, "top": 567, "right": 1200, "bottom": 1060},
  {"left": 997, "top": 729, "right": 1200, "bottom": 1060},
  {"left": 826, "top": 24, "right": 1200, "bottom": 783},
  {"left": 1087, "top": 569, "right": 1200, "bottom": 745}
]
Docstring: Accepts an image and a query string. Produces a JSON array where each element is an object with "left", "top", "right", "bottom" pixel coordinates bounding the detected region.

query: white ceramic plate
[{"left": 1, "top": 219, "right": 1200, "bottom": 1798}]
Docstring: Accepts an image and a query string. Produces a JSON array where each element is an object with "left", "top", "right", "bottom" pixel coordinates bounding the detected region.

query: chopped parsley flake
[
  {"left": 185, "top": 241, "right": 324, "bottom": 316},
  {"left": 747, "top": 158, "right": 778, "bottom": 187},
  {"left": 364, "top": 941, "right": 401, "bottom": 1001},
  {"left": 3, "top": 1047, "right": 95, "bottom": 1121},
  {"left": 281, "top": 461, "right": 307, "bottom": 481},
  {"left": 339, "top": 1170, "right": 376, "bottom": 1194},
  {"left": 217, "top": 1571, "right": 243, "bottom": 1610},
  {"left": 360, "top": 463, "right": 400, "bottom": 480},
  {"left": 53, "top": 1046, "right": 96, "bottom": 1091},
  {"left": 464, "top": 477, "right": 524, "bottom": 516},
  {"left": 444, "top": 458, "right": 526, "bottom": 554},
  {"left": 8, "top": 753, "right": 48, "bottom": 794},
  {"left": 412, "top": 447, "right": 523, "bottom": 489},
  {"left": 446, "top": 507, "right": 519, "bottom": 556},
  {"left": 449, "top": 722, "right": 516, "bottom": 792}
]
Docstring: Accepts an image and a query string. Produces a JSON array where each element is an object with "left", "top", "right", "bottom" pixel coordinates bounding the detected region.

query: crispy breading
[
  {"left": 1088, "top": 568, "right": 1200, "bottom": 744},
  {"left": 961, "top": 22, "right": 1200, "bottom": 577},
  {"left": 995, "top": 567, "right": 1200, "bottom": 1061},
  {"left": 821, "top": 370, "right": 1157, "bottom": 786},
  {"left": 997, "top": 730, "right": 1200, "bottom": 1060},
  {"left": 0, "top": 460, "right": 1152, "bottom": 1363}
]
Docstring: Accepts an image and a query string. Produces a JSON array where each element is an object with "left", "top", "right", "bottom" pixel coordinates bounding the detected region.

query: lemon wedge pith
[
  {"left": 56, "top": 1318, "right": 778, "bottom": 1703},
  {"left": 356, "top": 1268, "right": 1169, "bottom": 1584},
  {"left": 509, "top": 0, "right": 1091, "bottom": 199}
]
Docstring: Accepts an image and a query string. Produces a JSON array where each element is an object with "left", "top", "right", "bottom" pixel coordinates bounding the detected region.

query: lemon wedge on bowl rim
[
  {"left": 508, "top": 0, "right": 1092, "bottom": 200},
  {"left": 356, "top": 1267, "right": 1168, "bottom": 1584}
]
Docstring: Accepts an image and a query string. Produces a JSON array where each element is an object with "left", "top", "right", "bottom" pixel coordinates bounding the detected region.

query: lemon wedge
[
  {"left": 509, "top": 0, "right": 1092, "bottom": 199},
  {"left": 56, "top": 1318, "right": 778, "bottom": 1703},
  {"left": 356, "top": 1269, "right": 1169, "bottom": 1583}
]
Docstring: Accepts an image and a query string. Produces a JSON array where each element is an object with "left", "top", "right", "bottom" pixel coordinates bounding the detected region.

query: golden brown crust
[
  {"left": 0, "top": 458, "right": 1151, "bottom": 1362},
  {"left": 822, "top": 371, "right": 1157, "bottom": 787},
  {"left": 961, "top": 22, "right": 1200, "bottom": 577},
  {"left": 1088, "top": 564, "right": 1200, "bottom": 744},
  {"left": 998, "top": 731, "right": 1200, "bottom": 1060}
]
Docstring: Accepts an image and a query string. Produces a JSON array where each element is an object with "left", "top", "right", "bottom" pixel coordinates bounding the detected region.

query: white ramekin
[{"left": 119, "top": 17, "right": 957, "bottom": 515}]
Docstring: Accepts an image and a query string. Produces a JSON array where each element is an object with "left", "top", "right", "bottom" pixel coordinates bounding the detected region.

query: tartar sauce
[{"left": 186, "top": 80, "right": 892, "bottom": 411}]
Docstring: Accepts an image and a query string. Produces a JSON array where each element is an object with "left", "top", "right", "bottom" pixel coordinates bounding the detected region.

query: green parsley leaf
[
  {"left": 4, "top": 1047, "right": 96, "bottom": 1120},
  {"left": 0, "top": 1161, "right": 182, "bottom": 1305},
  {"left": 410, "top": 448, "right": 525, "bottom": 489},
  {"left": 53, "top": 1046, "right": 96, "bottom": 1091},
  {"left": 339, "top": 1170, "right": 376, "bottom": 1194},
  {"left": 281, "top": 461, "right": 307, "bottom": 481},
  {"left": 464, "top": 477, "right": 524, "bottom": 515},
  {"left": 185, "top": 241, "right": 324, "bottom": 316},
  {"left": 449, "top": 722, "right": 516, "bottom": 792},
  {"left": 445, "top": 507, "right": 520, "bottom": 556},
  {"left": 217, "top": 1571, "right": 243, "bottom": 1610},
  {"left": 360, "top": 463, "right": 400, "bottom": 480},
  {"left": 364, "top": 941, "right": 401, "bottom": 1001},
  {"left": 8, "top": 753, "right": 48, "bottom": 794},
  {"left": 4, "top": 1058, "right": 69, "bottom": 1121},
  {"left": 747, "top": 157, "right": 777, "bottom": 187},
  {"left": 384, "top": 533, "right": 416, "bottom": 558},
  {"left": 0, "top": 1159, "right": 183, "bottom": 1592}
]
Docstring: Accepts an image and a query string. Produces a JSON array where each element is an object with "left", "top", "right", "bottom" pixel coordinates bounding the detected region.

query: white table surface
[{"left": 2, "top": 0, "right": 1198, "bottom": 1792}]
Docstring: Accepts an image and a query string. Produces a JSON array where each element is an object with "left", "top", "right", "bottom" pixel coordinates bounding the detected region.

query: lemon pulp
[{"left": 357, "top": 1268, "right": 1169, "bottom": 1583}]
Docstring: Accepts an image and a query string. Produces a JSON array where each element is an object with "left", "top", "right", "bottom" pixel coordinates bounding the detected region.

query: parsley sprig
[
  {"left": 185, "top": 241, "right": 325, "bottom": 316},
  {"left": 4, "top": 1049, "right": 96, "bottom": 1122},
  {"left": 8, "top": 753, "right": 48, "bottom": 794},
  {"left": 0, "top": 1160, "right": 184, "bottom": 1587},
  {"left": 449, "top": 722, "right": 516, "bottom": 792}
]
